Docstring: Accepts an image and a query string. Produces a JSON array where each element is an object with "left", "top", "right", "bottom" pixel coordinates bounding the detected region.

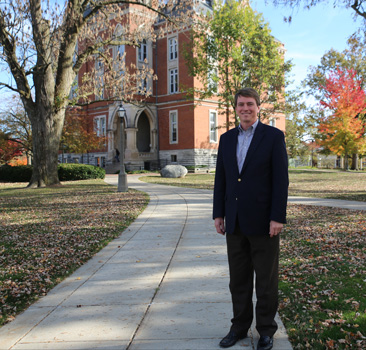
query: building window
[
  {"left": 208, "top": 66, "right": 218, "bottom": 93},
  {"left": 113, "top": 44, "right": 125, "bottom": 95},
  {"left": 138, "top": 73, "right": 148, "bottom": 95},
  {"left": 169, "top": 37, "right": 178, "bottom": 61},
  {"left": 116, "top": 44, "right": 125, "bottom": 61},
  {"left": 169, "top": 111, "right": 178, "bottom": 144},
  {"left": 269, "top": 118, "right": 276, "bottom": 127},
  {"left": 95, "top": 43, "right": 104, "bottom": 72},
  {"left": 171, "top": 155, "right": 177, "bottom": 163},
  {"left": 138, "top": 40, "right": 147, "bottom": 62},
  {"left": 95, "top": 56, "right": 104, "bottom": 72},
  {"left": 69, "top": 77, "right": 78, "bottom": 99},
  {"left": 113, "top": 26, "right": 126, "bottom": 94},
  {"left": 73, "top": 42, "right": 78, "bottom": 65},
  {"left": 169, "top": 68, "right": 178, "bottom": 94},
  {"left": 209, "top": 110, "right": 217, "bottom": 143},
  {"left": 95, "top": 77, "right": 104, "bottom": 100},
  {"left": 95, "top": 41, "right": 104, "bottom": 100},
  {"left": 114, "top": 25, "right": 125, "bottom": 61},
  {"left": 94, "top": 78, "right": 104, "bottom": 100},
  {"left": 95, "top": 116, "right": 106, "bottom": 137}
]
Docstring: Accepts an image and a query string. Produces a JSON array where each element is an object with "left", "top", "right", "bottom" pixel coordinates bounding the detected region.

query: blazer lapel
[
  {"left": 240, "top": 121, "right": 265, "bottom": 175},
  {"left": 229, "top": 128, "right": 240, "bottom": 175}
]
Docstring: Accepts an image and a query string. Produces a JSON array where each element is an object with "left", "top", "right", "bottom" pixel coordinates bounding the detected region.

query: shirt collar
[{"left": 238, "top": 119, "right": 259, "bottom": 134}]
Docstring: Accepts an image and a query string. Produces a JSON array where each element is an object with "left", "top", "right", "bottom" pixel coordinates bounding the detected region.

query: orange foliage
[
  {"left": 62, "top": 108, "right": 106, "bottom": 154},
  {"left": 9, "top": 156, "right": 28, "bottom": 166},
  {"left": 318, "top": 69, "right": 366, "bottom": 157},
  {"left": 0, "top": 139, "right": 23, "bottom": 165}
]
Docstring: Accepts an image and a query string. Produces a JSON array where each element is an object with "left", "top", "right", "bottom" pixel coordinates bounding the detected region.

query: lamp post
[{"left": 117, "top": 103, "right": 128, "bottom": 192}]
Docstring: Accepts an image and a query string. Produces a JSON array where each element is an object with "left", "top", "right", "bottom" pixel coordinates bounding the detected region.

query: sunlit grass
[
  {"left": 0, "top": 179, "right": 149, "bottom": 326},
  {"left": 140, "top": 169, "right": 366, "bottom": 201},
  {"left": 279, "top": 204, "right": 366, "bottom": 349},
  {"left": 140, "top": 170, "right": 366, "bottom": 348}
]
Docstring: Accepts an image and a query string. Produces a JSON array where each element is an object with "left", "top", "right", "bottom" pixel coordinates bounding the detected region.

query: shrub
[
  {"left": 58, "top": 164, "right": 105, "bottom": 181},
  {"left": 0, "top": 165, "right": 33, "bottom": 182},
  {"left": 0, "top": 164, "right": 105, "bottom": 182}
]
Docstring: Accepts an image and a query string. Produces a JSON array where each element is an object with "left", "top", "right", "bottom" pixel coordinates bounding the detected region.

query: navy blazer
[{"left": 213, "top": 121, "right": 289, "bottom": 235}]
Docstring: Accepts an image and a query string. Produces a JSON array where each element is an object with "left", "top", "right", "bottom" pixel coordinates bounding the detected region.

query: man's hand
[
  {"left": 269, "top": 220, "right": 283, "bottom": 238},
  {"left": 214, "top": 217, "right": 226, "bottom": 235}
]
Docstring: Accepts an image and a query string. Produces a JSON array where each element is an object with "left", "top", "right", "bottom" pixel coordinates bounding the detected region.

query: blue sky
[
  {"left": 1, "top": 1, "right": 363, "bottom": 98},
  {"left": 251, "top": 1, "right": 364, "bottom": 90}
]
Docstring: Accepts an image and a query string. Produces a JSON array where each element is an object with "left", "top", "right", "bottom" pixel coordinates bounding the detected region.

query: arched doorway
[{"left": 136, "top": 112, "right": 151, "bottom": 152}]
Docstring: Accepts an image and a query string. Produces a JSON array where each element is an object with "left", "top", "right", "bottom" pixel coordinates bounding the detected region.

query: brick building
[{"left": 60, "top": 0, "right": 286, "bottom": 172}]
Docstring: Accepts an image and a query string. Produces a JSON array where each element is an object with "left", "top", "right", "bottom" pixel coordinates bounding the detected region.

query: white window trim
[
  {"left": 138, "top": 40, "right": 147, "bottom": 62},
  {"left": 95, "top": 39, "right": 105, "bottom": 73},
  {"left": 208, "top": 66, "right": 218, "bottom": 93},
  {"left": 94, "top": 39, "right": 105, "bottom": 100},
  {"left": 209, "top": 110, "right": 218, "bottom": 143},
  {"left": 95, "top": 76, "right": 104, "bottom": 100},
  {"left": 115, "top": 43, "right": 125, "bottom": 61},
  {"left": 113, "top": 24, "right": 125, "bottom": 60},
  {"left": 95, "top": 56, "right": 104, "bottom": 72},
  {"left": 269, "top": 118, "right": 276, "bottom": 128},
  {"left": 168, "top": 37, "right": 178, "bottom": 61},
  {"left": 95, "top": 116, "right": 106, "bottom": 137},
  {"left": 169, "top": 68, "right": 178, "bottom": 94},
  {"left": 138, "top": 74, "right": 148, "bottom": 95},
  {"left": 169, "top": 110, "right": 178, "bottom": 144}
]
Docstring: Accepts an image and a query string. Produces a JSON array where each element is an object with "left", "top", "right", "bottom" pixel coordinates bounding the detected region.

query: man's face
[{"left": 235, "top": 96, "right": 260, "bottom": 130}]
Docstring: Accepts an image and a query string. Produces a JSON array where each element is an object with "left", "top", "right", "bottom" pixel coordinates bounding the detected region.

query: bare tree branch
[{"left": 0, "top": 11, "right": 33, "bottom": 101}]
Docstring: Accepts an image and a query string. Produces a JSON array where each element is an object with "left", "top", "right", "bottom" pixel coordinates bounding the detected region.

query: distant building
[{"left": 60, "top": 0, "right": 286, "bottom": 172}]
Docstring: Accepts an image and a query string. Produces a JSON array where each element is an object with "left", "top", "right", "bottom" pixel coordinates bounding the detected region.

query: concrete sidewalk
[
  {"left": 0, "top": 174, "right": 294, "bottom": 350},
  {"left": 288, "top": 196, "right": 366, "bottom": 210}
]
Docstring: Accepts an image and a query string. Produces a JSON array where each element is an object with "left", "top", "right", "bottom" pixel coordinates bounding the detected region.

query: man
[{"left": 213, "top": 88, "right": 288, "bottom": 350}]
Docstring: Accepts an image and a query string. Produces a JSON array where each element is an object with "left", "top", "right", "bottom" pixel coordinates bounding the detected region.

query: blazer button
[
  {"left": 236, "top": 198, "right": 238, "bottom": 201},
  {"left": 238, "top": 178, "right": 241, "bottom": 182}
]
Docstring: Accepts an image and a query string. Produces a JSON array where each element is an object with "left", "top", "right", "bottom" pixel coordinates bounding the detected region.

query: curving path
[{"left": 0, "top": 174, "right": 293, "bottom": 350}]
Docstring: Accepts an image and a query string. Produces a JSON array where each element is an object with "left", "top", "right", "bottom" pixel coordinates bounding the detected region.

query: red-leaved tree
[
  {"left": 61, "top": 108, "right": 106, "bottom": 156},
  {"left": 0, "top": 135, "right": 23, "bottom": 165},
  {"left": 318, "top": 68, "right": 366, "bottom": 170},
  {"left": 0, "top": 0, "right": 191, "bottom": 187}
]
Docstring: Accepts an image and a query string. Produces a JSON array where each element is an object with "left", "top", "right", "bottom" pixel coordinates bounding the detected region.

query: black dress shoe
[
  {"left": 219, "top": 330, "right": 246, "bottom": 348},
  {"left": 257, "top": 335, "right": 273, "bottom": 350}
]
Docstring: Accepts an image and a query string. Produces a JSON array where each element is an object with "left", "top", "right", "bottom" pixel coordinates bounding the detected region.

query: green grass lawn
[
  {"left": 281, "top": 204, "right": 366, "bottom": 349},
  {"left": 139, "top": 169, "right": 366, "bottom": 349},
  {"left": 1, "top": 171, "right": 365, "bottom": 348},
  {"left": 0, "top": 180, "right": 148, "bottom": 326},
  {"left": 288, "top": 169, "right": 366, "bottom": 202},
  {"left": 140, "top": 168, "right": 366, "bottom": 202}
]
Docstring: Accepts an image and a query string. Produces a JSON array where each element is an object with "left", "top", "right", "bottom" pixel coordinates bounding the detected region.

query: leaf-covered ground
[
  {"left": 140, "top": 169, "right": 366, "bottom": 202},
  {"left": 0, "top": 180, "right": 149, "bottom": 326},
  {"left": 280, "top": 204, "right": 366, "bottom": 349},
  {"left": 288, "top": 170, "right": 366, "bottom": 202},
  {"left": 140, "top": 170, "right": 366, "bottom": 348},
  {"left": 1, "top": 174, "right": 366, "bottom": 349}
]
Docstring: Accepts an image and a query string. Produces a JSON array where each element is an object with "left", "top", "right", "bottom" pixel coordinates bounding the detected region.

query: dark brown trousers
[{"left": 226, "top": 224, "right": 279, "bottom": 337}]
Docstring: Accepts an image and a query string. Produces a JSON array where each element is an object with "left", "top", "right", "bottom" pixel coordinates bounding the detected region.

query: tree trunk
[
  {"left": 344, "top": 153, "right": 349, "bottom": 171},
  {"left": 27, "top": 109, "right": 65, "bottom": 188},
  {"left": 351, "top": 153, "right": 358, "bottom": 170}
]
